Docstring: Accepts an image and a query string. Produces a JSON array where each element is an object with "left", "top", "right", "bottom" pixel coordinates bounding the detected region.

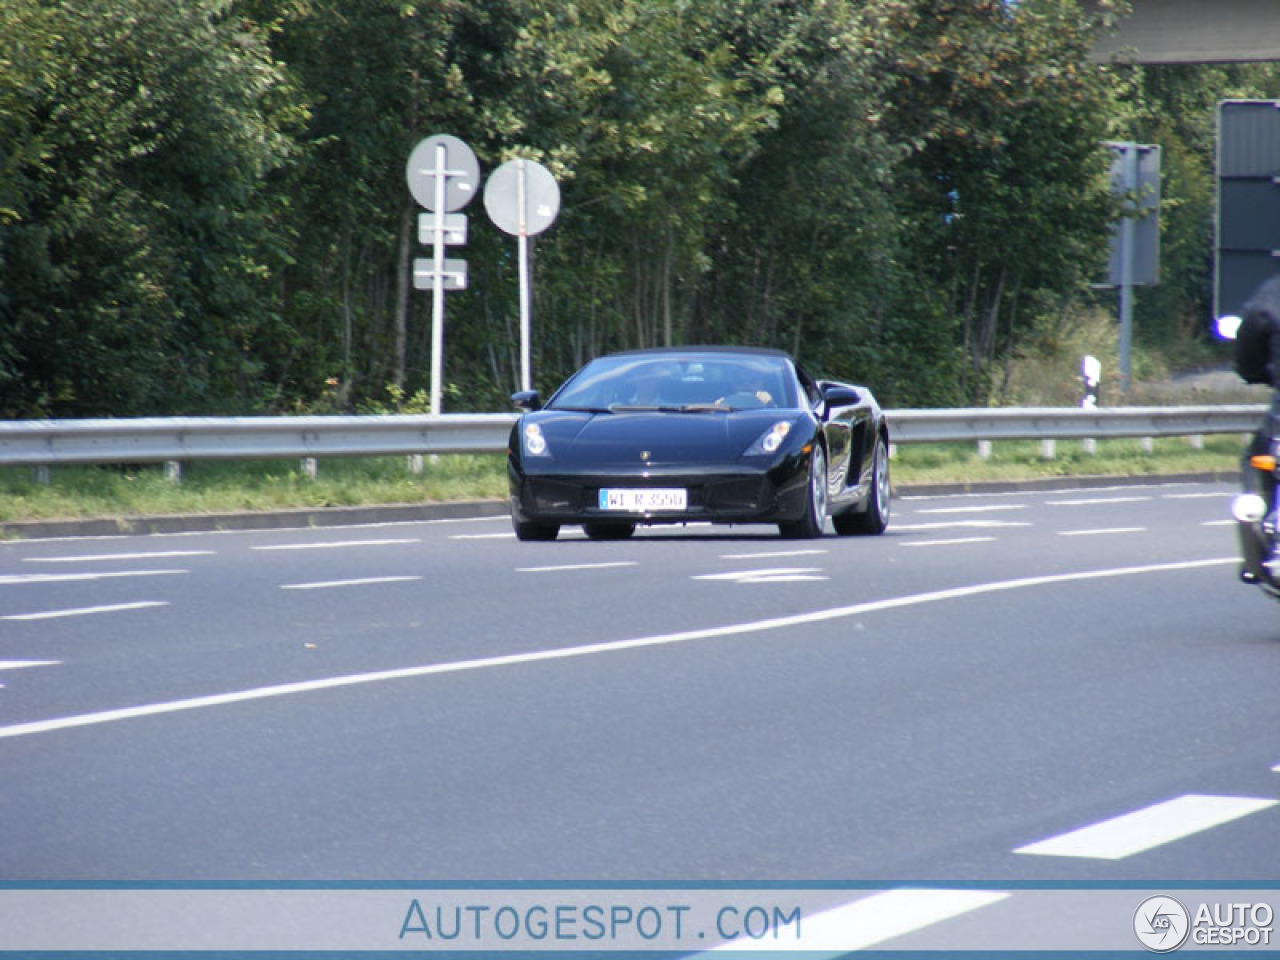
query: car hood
[{"left": 529, "top": 409, "right": 800, "bottom": 467}]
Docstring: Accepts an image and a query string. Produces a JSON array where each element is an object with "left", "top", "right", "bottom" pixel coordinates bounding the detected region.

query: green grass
[{"left": 0, "top": 436, "right": 1244, "bottom": 524}]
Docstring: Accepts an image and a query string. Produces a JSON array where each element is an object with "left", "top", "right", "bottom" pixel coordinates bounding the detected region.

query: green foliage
[
  {"left": 5, "top": 0, "right": 1278, "bottom": 418},
  {"left": 0, "top": 0, "right": 303, "bottom": 416}
]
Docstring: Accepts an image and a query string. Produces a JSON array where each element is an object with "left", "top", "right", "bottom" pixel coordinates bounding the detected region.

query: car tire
[
  {"left": 513, "top": 518, "right": 560, "bottom": 541},
  {"left": 833, "top": 433, "right": 890, "bottom": 536},
  {"left": 779, "top": 443, "right": 827, "bottom": 539},
  {"left": 583, "top": 521, "right": 636, "bottom": 540}
]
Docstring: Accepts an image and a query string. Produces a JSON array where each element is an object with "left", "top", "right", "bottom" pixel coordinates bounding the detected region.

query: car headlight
[
  {"left": 746, "top": 420, "right": 791, "bottom": 456},
  {"left": 523, "top": 422, "right": 551, "bottom": 457}
]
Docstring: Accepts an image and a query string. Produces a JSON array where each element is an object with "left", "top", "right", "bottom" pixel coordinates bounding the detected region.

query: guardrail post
[
  {"left": 1141, "top": 437, "right": 1154, "bottom": 453},
  {"left": 165, "top": 461, "right": 182, "bottom": 484},
  {"left": 1190, "top": 434, "right": 1204, "bottom": 450},
  {"left": 408, "top": 454, "right": 424, "bottom": 475},
  {"left": 977, "top": 440, "right": 992, "bottom": 460},
  {"left": 32, "top": 465, "right": 50, "bottom": 486},
  {"left": 301, "top": 457, "right": 317, "bottom": 480},
  {"left": 1083, "top": 438, "right": 1097, "bottom": 455},
  {"left": 1040, "top": 438, "right": 1056, "bottom": 460}
]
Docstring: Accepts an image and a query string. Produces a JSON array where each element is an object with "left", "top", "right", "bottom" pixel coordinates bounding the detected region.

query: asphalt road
[{"left": 1, "top": 480, "right": 1277, "bottom": 903}]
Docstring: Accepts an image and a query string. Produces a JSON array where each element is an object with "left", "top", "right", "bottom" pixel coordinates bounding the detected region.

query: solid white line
[
  {"left": 516, "top": 561, "right": 639, "bottom": 573},
  {"left": 251, "top": 539, "right": 420, "bottom": 551},
  {"left": 0, "top": 556, "right": 1237, "bottom": 739},
  {"left": 1013, "top": 794, "right": 1278, "bottom": 860},
  {"left": 1057, "top": 527, "right": 1145, "bottom": 537},
  {"left": 0, "top": 660, "right": 61, "bottom": 671},
  {"left": 705, "top": 888, "right": 1010, "bottom": 952},
  {"left": 451, "top": 532, "right": 516, "bottom": 540},
  {"left": 23, "top": 550, "right": 214, "bottom": 563},
  {"left": 719, "top": 549, "right": 828, "bottom": 560},
  {"left": 3, "top": 601, "right": 169, "bottom": 622},
  {"left": 280, "top": 576, "right": 423, "bottom": 591},
  {"left": 899, "top": 537, "right": 997, "bottom": 548},
  {"left": 0, "top": 569, "right": 188, "bottom": 585},
  {"left": 1164, "top": 492, "right": 1234, "bottom": 500},
  {"left": 1202, "top": 519, "right": 1236, "bottom": 527}
]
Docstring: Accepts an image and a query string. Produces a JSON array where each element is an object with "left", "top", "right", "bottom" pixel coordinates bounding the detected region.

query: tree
[{"left": 0, "top": 0, "right": 302, "bottom": 416}]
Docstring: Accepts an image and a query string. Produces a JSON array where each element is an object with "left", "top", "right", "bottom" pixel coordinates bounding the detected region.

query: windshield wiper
[{"left": 552, "top": 405, "right": 614, "bottom": 413}]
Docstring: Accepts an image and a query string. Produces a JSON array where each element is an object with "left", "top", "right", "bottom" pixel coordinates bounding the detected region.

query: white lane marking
[
  {"left": 899, "top": 537, "right": 997, "bottom": 548},
  {"left": 1046, "top": 496, "right": 1152, "bottom": 506},
  {"left": 719, "top": 549, "right": 828, "bottom": 560},
  {"left": 0, "top": 660, "right": 61, "bottom": 671},
  {"left": 1014, "top": 794, "right": 1278, "bottom": 860},
  {"left": 1164, "top": 492, "right": 1234, "bottom": 500},
  {"left": 250, "top": 539, "right": 420, "bottom": 551},
  {"left": 1202, "top": 520, "right": 1236, "bottom": 527},
  {"left": 516, "top": 562, "right": 638, "bottom": 573},
  {"left": 281, "top": 576, "right": 423, "bottom": 591},
  {"left": 0, "top": 570, "right": 188, "bottom": 585},
  {"left": 23, "top": 550, "right": 214, "bottom": 563},
  {"left": 704, "top": 888, "right": 1010, "bottom": 953},
  {"left": 1056, "top": 527, "right": 1146, "bottom": 537},
  {"left": 912, "top": 505, "right": 1028, "bottom": 515},
  {"left": 1272, "top": 763, "right": 1280, "bottom": 773},
  {"left": 3, "top": 601, "right": 169, "bottom": 622},
  {"left": 694, "top": 567, "right": 827, "bottom": 583},
  {"left": 891, "top": 520, "right": 1031, "bottom": 532},
  {"left": 451, "top": 532, "right": 516, "bottom": 540},
  {"left": 0, "top": 556, "right": 1237, "bottom": 739}
]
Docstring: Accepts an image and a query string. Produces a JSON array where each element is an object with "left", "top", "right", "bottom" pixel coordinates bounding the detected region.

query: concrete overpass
[{"left": 1091, "top": 0, "right": 1280, "bottom": 64}]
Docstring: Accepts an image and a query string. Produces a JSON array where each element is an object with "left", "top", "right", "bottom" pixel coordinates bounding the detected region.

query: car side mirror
[
  {"left": 511, "top": 390, "right": 542, "bottom": 411},
  {"left": 821, "top": 383, "right": 861, "bottom": 407}
]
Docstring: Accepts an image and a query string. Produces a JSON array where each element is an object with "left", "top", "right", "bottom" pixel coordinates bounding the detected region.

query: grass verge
[{"left": 0, "top": 435, "right": 1245, "bottom": 524}]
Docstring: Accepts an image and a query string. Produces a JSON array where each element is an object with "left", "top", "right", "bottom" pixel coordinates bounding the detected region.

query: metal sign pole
[
  {"left": 517, "top": 160, "right": 532, "bottom": 393},
  {"left": 483, "top": 158, "right": 560, "bottom": 397},
  {"left": 1118, "top": 142, "right": 1137, "bottom": 394},
  {"left": 431, "top": 142, "right": 448, "bottom": 416}
]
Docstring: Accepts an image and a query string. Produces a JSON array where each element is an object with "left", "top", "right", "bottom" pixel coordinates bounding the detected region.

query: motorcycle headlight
[
  {"left": 746, "top": 421, "right": 792, "bottom": 456},
  {"left": 523, "top": 422, "right": 550, "bottom": 457}
]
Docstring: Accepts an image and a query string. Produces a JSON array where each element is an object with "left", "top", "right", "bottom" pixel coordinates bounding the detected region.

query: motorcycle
[{"left": 1217, "top": 313, "right": 1280, "bottom": 599}]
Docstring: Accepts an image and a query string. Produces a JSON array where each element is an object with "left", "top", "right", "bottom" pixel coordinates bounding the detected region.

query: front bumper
[{"left": 508, "top": 461, "right": 810, "bottom": 526}]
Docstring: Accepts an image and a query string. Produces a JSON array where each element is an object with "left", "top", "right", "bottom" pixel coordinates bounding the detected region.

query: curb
[{"left": 0, "top": 472, "right": 1238, "bottom": 542}]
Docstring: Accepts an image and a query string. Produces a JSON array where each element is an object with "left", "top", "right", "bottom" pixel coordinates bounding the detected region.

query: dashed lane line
[
  {"left": 1056, "top": 527, "right": 1147, "bottom": 537},
  {"left": 1013, "top": 794, "right": 1278, "bottom": 860},
  {"left": 2, "top": 601, "right": 169, "bottom": 622},
  {"left": 280, "top": 576, "right": 424, "bottom": 591},
  {"left": 516, "top": 562, "right": 639, "bottom": 574},
  {"left": 22, "top": 550, "right": 215, "bottom": 563},
  {"left": 250, "top": 539, "right": 421, "bottom": 551}
]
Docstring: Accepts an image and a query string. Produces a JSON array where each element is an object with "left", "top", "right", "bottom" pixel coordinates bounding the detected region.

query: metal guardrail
[{"left": 0, "top": 406, "right": 1266, "bottom": 471}]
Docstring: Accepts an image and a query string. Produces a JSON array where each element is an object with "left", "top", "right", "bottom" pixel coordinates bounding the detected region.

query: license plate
[{"left": 599, "top": 488, "right": 687, "bottom": 512}]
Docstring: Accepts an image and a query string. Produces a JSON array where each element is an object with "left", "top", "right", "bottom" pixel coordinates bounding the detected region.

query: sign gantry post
[
  {"left": 1104, "top": 141, "right": 1161, "bottom": 394},
  {"left": 484, "top": 158, "right": 561, "bottom": 393},
  {"left": 405, "top": 135, "right": 480, "bottom": 415}
]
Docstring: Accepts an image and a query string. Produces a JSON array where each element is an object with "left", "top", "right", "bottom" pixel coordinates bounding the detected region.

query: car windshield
[{"left": 548, "top": 353, "right": 799, "bottom": 412}]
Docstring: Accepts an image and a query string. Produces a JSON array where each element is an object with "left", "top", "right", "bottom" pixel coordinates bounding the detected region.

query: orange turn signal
[{"left": 1249, "top": 455, "right": 1277, "bottom": 473}]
